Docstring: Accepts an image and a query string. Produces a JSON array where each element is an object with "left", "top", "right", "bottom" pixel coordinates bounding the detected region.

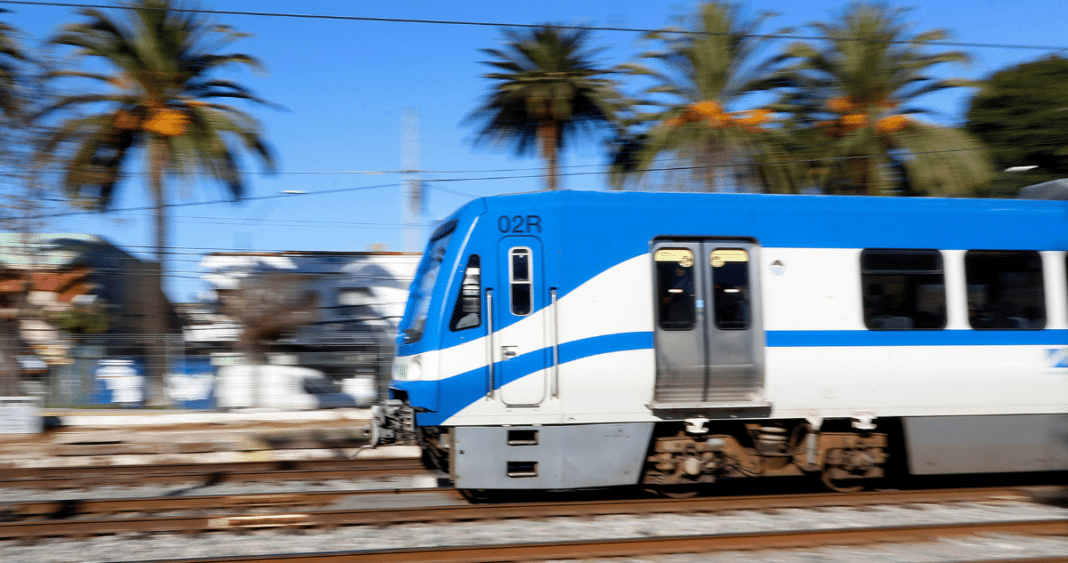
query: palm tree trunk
[
  {"left": 540, "top": 120, "right": 559, "bottom": 191},
  {"left": 145, "top": 138, "right": 169, "bottom": 407},
  {"left": 701, "top": 144, "right": 722, "bottom": 192}
]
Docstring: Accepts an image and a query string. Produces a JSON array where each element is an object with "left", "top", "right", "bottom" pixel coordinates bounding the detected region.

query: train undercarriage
[
  {"left": 640, "top": 419, "right": 889, "bottom": 494},
  {"left": 372, "top": 400, "right": 891, "bottom": 494}
]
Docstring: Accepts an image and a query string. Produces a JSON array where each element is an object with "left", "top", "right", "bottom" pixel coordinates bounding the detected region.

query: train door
[
  {"left": 492, "top": 236, "right": 547, "bottom": 406},
  {"left": 652, "top": 240, "right": 765, "bottom": 404}
]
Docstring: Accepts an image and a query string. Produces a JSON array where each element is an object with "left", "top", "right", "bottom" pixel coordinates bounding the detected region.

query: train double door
[{"left": 651, "top": 239, "right": 766, "bottom": 406}]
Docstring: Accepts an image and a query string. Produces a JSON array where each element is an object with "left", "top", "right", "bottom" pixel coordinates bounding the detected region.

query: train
[{"left": 370, "top": 190, "right": 1068, "bottom": 494}]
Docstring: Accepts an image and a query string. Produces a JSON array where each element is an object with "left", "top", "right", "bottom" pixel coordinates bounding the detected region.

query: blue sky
[{"left": 3, "top": 0, "right": 1067, "bottom": 301}]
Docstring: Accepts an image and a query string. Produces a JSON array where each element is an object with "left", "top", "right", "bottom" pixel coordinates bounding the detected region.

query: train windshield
[{"left": 401, "top": 220, "right": 456, "bottom": 344}]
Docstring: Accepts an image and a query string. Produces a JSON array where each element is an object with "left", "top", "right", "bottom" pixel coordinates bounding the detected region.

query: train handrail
[
  {"left": 485, "top": 288, "right": 494, "bottom": 400},
  {"left": 550, "top": 288, "right": 559, "bottom": 398}
]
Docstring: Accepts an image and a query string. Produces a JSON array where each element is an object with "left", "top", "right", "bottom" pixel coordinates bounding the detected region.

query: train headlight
[{"left": 393, "top": 356, "right": 421, "bottom": 381}]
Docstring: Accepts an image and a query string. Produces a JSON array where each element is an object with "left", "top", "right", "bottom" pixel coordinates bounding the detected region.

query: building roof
[{"left": 1017, "top": 179, "right": 1068, "bottom": 200}]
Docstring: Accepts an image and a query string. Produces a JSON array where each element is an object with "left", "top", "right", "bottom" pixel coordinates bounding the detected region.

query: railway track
[
  {"left": 0, "top": 457, "right": 425, "bottom": 489},
  {"left": 71, "top": 519, "right": 1068, "bottom": 563},
  {"left": 0, "top": 485, "right": 1058, "bottom": 539},
  {"left": 1, "top": 486, "right": 462, "bottom": 520}
]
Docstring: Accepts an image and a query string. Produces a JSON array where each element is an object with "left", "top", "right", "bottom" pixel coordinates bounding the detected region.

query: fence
[{"left": 27, "top": 333, "right": 396, "bottom": 410}]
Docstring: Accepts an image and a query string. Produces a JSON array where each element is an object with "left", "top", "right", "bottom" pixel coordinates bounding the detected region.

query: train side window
[
  {"left": 450, "top": 255, "right": 481, "bottom": 331},
  {"left": 711, "top": 249, "right": 750, "bottom": 330},
  {"left": 965, "top": 250, "right": 1045, "bottom": 330},
  {"left": 510, "top": 248, "right": 533, "bottom": 316},
  {"left": 655, "top": 248, "right": 696, "bottom": 330},
  {"left": 861, "top": 249, "right": 946, "bottom": 330}
]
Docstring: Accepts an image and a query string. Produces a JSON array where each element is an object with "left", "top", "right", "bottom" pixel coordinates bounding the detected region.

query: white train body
[{"left": 375, "top": 191, "right": 1068, "bottom": 491}]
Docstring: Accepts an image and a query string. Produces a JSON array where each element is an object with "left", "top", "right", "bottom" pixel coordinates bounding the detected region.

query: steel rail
[
  {"left": 0, "top": 458, "right": 425, "bottom": 489},
  {"left": 116, "top": 519, "right": 1068, "bottom": 563},
  {"left": 3, "top": 487, "right": 461, "bottom": 519},
  {"left": 0, "top": 485, "right": 1051, "bottom": 539}
]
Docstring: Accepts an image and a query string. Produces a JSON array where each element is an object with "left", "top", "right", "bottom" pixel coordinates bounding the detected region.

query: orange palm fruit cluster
[
  {"left": 819, "top": 96, "right": 910, "bottom": 136},
  {"left": 143, "top": 108, "right": 190, "bottom": 137},
  {"left": 664, "top": 101, "right": 772, "bottom": 132},
  {"left": 875, "top": 114, "right": 909, "bottom": 133},
  {"left": 733, "top": 108, "right": 772, "bottom": 132}
]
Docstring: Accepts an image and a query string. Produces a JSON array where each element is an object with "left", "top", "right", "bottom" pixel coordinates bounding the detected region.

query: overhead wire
[
  {"left": 1, "top": 0, "right": 1067, "bottom": 52},
  {"left": 7, "top": 136, "right": 1066, "bottom": 225}
]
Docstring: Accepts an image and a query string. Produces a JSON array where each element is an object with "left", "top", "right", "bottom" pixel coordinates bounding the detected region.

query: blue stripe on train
[
  {"left": 401, "top": 328, "right": 1068, "bottom": 425},
  {"left": 402, "top": 331, "right": 653, "bottom": 425},
  {"left": 765, "top": 329, "right": 1068, "bottom": 347}
]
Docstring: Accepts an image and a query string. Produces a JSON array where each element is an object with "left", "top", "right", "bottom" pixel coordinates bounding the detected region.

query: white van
[{"left": 215, "top": 365, "right": 360, "bottom": 410}]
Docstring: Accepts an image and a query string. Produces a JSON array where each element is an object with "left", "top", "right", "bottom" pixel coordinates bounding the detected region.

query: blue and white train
[{"left": 371, "top": 190, "right": 1068, "bottom": 493}]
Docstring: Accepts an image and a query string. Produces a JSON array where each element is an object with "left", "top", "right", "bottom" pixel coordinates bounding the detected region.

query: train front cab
[
  {"left": 425, "top": 209, "right": 660, "bottom": 490},
  {"left": 381, "top": 203, "right": 660, "bottom": 490}
]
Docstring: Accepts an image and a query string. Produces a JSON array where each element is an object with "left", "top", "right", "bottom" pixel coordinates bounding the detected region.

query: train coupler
[{"left": 369, "top": 399, "right": 418, "bottom": 446}]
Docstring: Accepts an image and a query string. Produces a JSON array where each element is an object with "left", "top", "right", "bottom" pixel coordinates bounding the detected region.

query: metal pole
[{"left": 402, "top": 108, "right": 423, "bottom": 252}]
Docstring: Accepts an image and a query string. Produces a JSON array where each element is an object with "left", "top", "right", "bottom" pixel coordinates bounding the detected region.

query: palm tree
[
  {"left": 469, "top": 25, "right": 621, "bottom": 191},
  {"left": 610, "top": 2, "right": 794, "bottom": 193},
  {"left": 0, "top": 18, "right": 26, "bottom": 398},
  {"left": 38, "top": 0, "right": 275, "bottom": 404},
  {"left": 0, "top": 20, "right": 25, "bottom": 122},
  {"left": 777, "top": 2, "right": 991, "bottom": 195}
]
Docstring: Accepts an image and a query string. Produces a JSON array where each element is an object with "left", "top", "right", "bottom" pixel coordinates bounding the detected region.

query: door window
[
  {"left": 509, "top": 247, "right": 533, "bottom": 316},
  {"left": 711, "top": 249, "right": 751, "bottom": 330},
  {"left": 655, "top": 248, "right": 696, "bottom": 330}
]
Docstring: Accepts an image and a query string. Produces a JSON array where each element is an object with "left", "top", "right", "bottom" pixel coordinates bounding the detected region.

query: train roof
[{"left": 449, "top": 191, "right": 1068, "bottom": 251}]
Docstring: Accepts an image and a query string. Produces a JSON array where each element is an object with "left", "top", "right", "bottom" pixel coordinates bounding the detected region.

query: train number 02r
[{"left": 498, "top": 215, "right": 542, "bottom": 234}]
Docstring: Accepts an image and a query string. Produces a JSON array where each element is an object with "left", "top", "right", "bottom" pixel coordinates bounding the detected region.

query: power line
[
  {"left": 1, "top": 0, "right": 1067, "bottom": 52},
  {"left": 169, "top": 215, "right": 430, "bottom": 229},
  {"left": 9, "top": 140, "right": 1061, "bottom": 224},
  {"left": 20, "top": 181, "right": 403, "bottom": 222}
]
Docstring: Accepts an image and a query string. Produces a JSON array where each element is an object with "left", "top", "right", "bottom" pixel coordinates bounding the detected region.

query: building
[
  {"left": 0, "top": 233, "right": 177, "bottom": 356},
  {"left": 0, "top": 233, "right": 177, "bottom": 404},
  {"left": 193, "top": 250, "right": 421, "bottom": 396}
]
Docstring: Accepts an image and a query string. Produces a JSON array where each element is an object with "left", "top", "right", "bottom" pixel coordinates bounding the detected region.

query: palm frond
[
  {"left": 611, "top": 2, "right": 791, "bottom": 192},
  {"left": 773, "top": 2, "right": 989, "bottom": 195},
  {"left": 40, "top": 0, "right": 274, "bottom": 210},
  {"left": 469, "top": 24, "right": 622, "bottom": 190}
]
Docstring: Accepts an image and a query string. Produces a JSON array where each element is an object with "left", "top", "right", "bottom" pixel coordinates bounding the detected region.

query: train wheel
[
  {"left": 820, "top": 468, "right": 865, "bottom": 493},
  {"left": 647, "top": 484, "right": 703, "bottom": 499},
  {"left": 459, "top": 489, "right": 493, "bottom": 503},
  {"left": 420, "top": 446, "right": 438, "bottom": 470}
]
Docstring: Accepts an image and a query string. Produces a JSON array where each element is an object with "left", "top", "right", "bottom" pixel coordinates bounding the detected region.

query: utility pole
[{"left": 402, "top": 108, "right": 423, "bottom": 253}]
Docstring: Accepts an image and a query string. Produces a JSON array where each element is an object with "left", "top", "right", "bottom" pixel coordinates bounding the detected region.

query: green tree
[
  {"left": 222, "top": 271, "right": 315, "bottom": 407},
  {"left": 966, "top": 55, "right": 1068, "bottom": 196},
  {"left": 38, "top": 0, "right": 275, "bottom": 404},
  {"left": 469, "top": 25, "right": 621, "bottom": 191},
  {"left": 48, "top": 304, "right": 109, "bottom": 335},
  {"left": 777, "top": 2, "right": 991, "bottom": 195},
  {"left": 610, "top": 2, "right": 794, "bottom": 193}
]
